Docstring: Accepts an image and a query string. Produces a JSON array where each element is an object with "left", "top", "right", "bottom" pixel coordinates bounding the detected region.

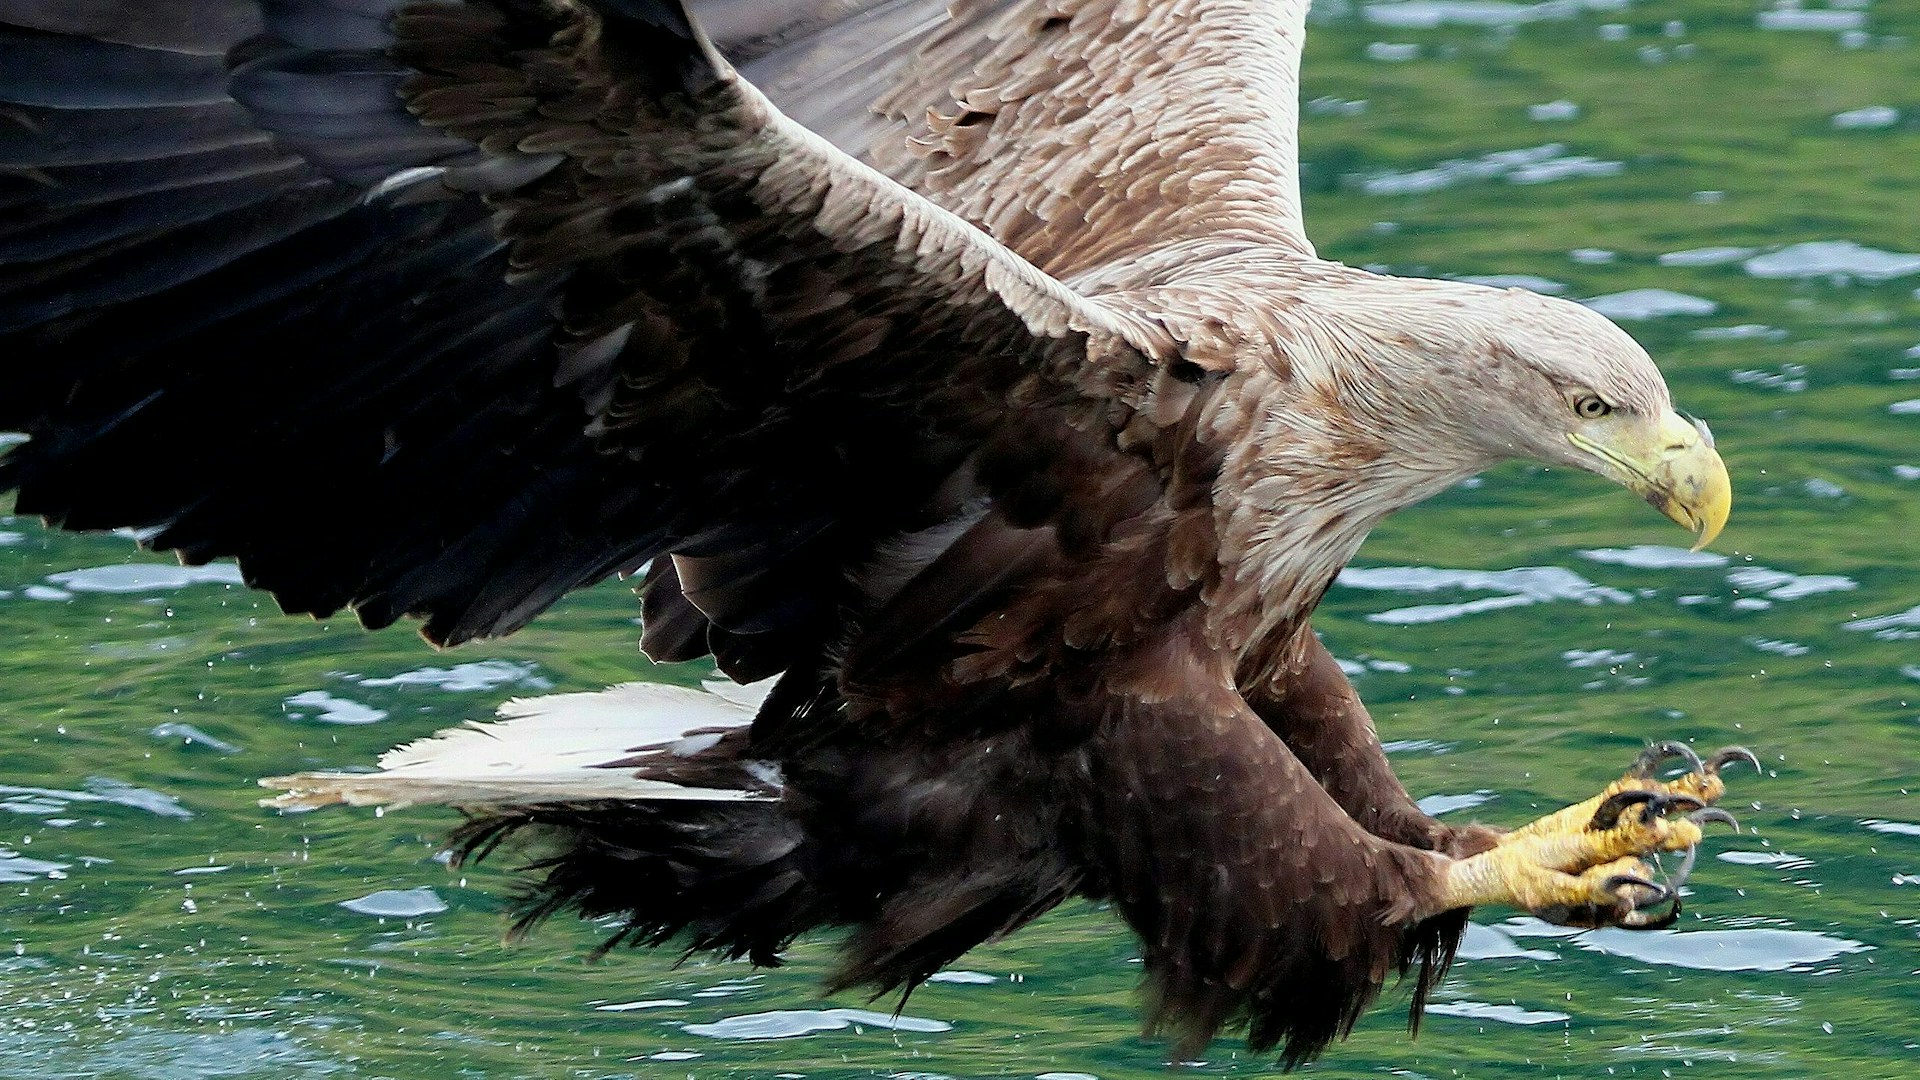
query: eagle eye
[{"left": 1573, "top": 395, "right": 1613, "bottom": 419}]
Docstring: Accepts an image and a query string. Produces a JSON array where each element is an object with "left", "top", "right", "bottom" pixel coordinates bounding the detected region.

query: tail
[
  {"left": 263, "top": 675, "right": 1082, "bottom": 988},
  {"left": 261, "top": 678, "right": 781, "bottom": 810},
  {"left": 264, "top": 676, "right": 821, "bottom": 963}
]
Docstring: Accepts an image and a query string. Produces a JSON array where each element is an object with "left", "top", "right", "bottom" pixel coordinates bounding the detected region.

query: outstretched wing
[
  {"left": 863, "top": 0, "right": 1317, "bottom": 281},
  {"left": 1, "top": 0, "right": 1199, "bottom": 663}
]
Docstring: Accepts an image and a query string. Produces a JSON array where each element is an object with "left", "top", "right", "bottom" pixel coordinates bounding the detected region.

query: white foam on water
[
  {"left": 1340, "top": 564, "right": 1632, "bottom": 624},
  {"left": 0, "top": 848, "right": 70, "bottom": 884},
  {"left": 595, "top": 999, "right": 690, "bottom": 1012},
  {"left": 1416, "top": 790, "right": 1495, "bottom": 816},
  {"left": 1842, "top": 603, "right": 1920, "bottom": 640},
  {"left": 1427, "top": 1000, "right": 1570, "bottom": 1025},
  {"left": 1367, "top": 594, "right": 1538, "bottom": 624},
  {"left": 284, "top": 690, "right": 389, "bottom": 726},
  {"left": 1382, "top": 738, "right": 1454, "bottom": 754},
  {"left": 1528, "top": 99, "right": 1580, "bottom": 122},
  {"left": 1582, "top": 289, "right": 1718, "bottom": 320},
  {"left": 150, "top": 722, "right": 242, "bottom": 754},
  {"left": 1364, "top": 1, "right": 1590, "bottom": 30},
  {"left": 1454, "top": 274, "right": 1569, "bottom": 294},
  {"left": 1306, "top": 96, "right": 1369, "bottom": 116},
  {"left": 339, "top": 887, "right": 447, "bottom": 917},
  {"left": 1889, "top": 399, "right": 1920, "bottom": 415},
  {"left": 1803, "top": 478, "right": 1846, "bottom": 499},
  {"left": 1457, "top": 922, "right": 1559, "bottom": 962},
  {"left": 1508, "top": 156, "right": 1623, "bottom": 184},
  {"left": 1726, "top": 566, "right": 1856, "bottom": 601},
  {"left": 1658, "top": 246, "right": 1758, "bottom": 267},
  {"left": 1361, "top": 144, "right": 1621, "bottom": 195},
  {"left": 44, "top": 563, "right": 244, "bottom": 593},
  {"left": 1562, "top": 648, "right": 1637, "bottom": 669},
  {"left": 1575, "top": 927, "right": 1868, "bottom": 971},
  {"left": 1757, "top": 8, "right": 1867, "bottom": 32},
  {"left": 1730, "top": 364, "right": 1808, "bottom": 392},
  {"left": 1861, "top": 819, "right": 1920, "bottom": 838},
  {"left": 347, "top": 660, "right": 551, "bottom": 693},
  {"left": 0, "top": 531, "right": 22, "bottom": 546},
  {"left": 1579, "top": 545, "right": 1729, "bottom": 570},
  {"left": 926, "top": 970, "right": 997, "bottom": 985},
  {"left": 1832, "top": 105, "right": 1900, "bottom": 129},
  {"left": 683, "top": 1008, "right": 952, "bottom": 1041},
  {"left": 1366, "top": 41, "right": 1420, "bottom": 61},
  {"left": 1744, "top": 241, "right": 1920, "bottom": 281},
  {"left": 1694, "top": 324, "right": 1787, "bottom": 341},
  {"left": 1499, "top": 917, "right": 1587, "bottom": 939},
  {"left": 1719, "top": 850, "right": 1814, "bottom": 869},
  {"left": 0, "top": 777, "right": 192, "bottom": 819},
  {"left": 1570, "top": 248, "right": 1617, "bottom": 264}
]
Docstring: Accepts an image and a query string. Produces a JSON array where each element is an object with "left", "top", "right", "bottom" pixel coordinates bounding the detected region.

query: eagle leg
[{"left": 1428, "top": 764, "right": 1744, "bottom": 928}]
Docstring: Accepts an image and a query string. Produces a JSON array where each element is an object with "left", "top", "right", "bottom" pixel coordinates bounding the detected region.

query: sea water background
[{"left": 2, "top": 2, "right": 1917, "bottom": 1076}]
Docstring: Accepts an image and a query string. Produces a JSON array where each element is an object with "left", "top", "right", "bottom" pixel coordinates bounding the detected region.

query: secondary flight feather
[{"left": 1, "top": 0, "right": 1749, "bottom": 1066}]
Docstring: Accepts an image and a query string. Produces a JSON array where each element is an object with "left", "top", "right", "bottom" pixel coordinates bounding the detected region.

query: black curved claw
[
  {"left": 1621, "top": 896, "right": 1683, "bottom": 930},
  {"left": 1601, "top": 872, "right": 1670, "bottom": 905},
  {"left": 1688, "top": 806, "right": 1740, "bottom": 832},
  {"left": 1663, "top": 841, "right": 1702, "bottom": 898},
  {"left": 1705, "top": 746, "right": 1761, "bottom": 776},
  {"left": 1627, "top": 740, "right": 1706, "bottom": 779},
  {"left": 1591, "top": 789, "right": 1660, "bottom": 828},
  {"left": 1590, "top": 789, "right": 1706, "bottom": 829}
]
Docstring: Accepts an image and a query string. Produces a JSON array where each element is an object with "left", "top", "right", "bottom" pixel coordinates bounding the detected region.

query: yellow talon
[{"left": 1424, "top": 742, "right": 1748, "bottom": 927}]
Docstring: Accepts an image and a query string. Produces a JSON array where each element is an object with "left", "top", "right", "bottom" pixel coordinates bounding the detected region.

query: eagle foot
[{"left": 1431, "top": 742, "right": 1751, "bottom": 927}]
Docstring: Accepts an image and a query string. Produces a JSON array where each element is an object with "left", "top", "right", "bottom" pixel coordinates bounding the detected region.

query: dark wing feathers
[
  {"left": 0, "top": 0, "right": 262, "bottom": 53},
  {"left": 0, "top": 25, "right": 234, "bottom": 107},
  {"left": 0, "top": 0, "right": 1172, "bottom": 656},
  {"left": 1089, "top": 679, "right": 1458, "bottom": 1066}
]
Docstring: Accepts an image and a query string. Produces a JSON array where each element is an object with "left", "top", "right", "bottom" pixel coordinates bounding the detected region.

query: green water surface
[{"left": 3, "top": 3, "right": 1918, "bottom": 1077}]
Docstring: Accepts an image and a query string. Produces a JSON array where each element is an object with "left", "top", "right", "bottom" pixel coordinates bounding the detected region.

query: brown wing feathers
[{"left": 1087, "top": 680, "right": 1460, "bottom": 1065}]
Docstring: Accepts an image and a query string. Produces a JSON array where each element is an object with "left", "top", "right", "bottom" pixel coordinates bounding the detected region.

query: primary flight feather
[{"left": 0, "top": 0, "right": 1746, "bottom": 1065}]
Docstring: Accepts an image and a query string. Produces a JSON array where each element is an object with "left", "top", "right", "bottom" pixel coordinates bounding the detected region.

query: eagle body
[{"left": 1, "top": 0, "right": 1738, "bottom": 1067}]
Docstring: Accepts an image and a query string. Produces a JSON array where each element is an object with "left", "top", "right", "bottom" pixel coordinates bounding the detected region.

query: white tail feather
[{"left": 261, "top": 678, "right": 781, "bottom": 811}]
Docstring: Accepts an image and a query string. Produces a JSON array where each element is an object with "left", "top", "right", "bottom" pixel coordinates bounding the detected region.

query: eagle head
[{"left": 1308, "top": 277, "right": 1733, "bottom": 552}]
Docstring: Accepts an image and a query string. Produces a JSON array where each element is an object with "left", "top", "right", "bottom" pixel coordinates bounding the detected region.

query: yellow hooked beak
[{"left": 1569, "top": 410, "right": 1731, "bottom": 551}]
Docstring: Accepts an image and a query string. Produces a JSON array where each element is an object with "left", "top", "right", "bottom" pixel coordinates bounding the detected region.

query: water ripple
[
  {"left": 283, "top": 690, "right": 387, "bottom": 726},
  {"left": 339, "top": 887, "right": 448, "bottom": 918},
  {"left": 44, "top": 563, "right": 244, "bottom": 593},
  {"left": 1579, "top": 545, "right": 1728, "bottom": 570},
  {"left": 1582, "top": 289, "right": 1718, "bottom": 320},
  {"left": 684, "top": 1007, "right": 952, "bottom": 1041},
  {"left": 0, "top": 777, "right": 191, "bottom": 820},
  {"left": 1575, "top": 927, "right": 1869, "bottom": 971},
  {"left": 1427, "top": 1000, "right": 1570, "bottom": 1025},
  {"left": 1339, "top": 565, "right": 1632, "bottom": 624},
  {"left": 1842, "top": 604, "right": 1920, "bottom": 640},
  {"left": 1459, "top": 923, "right": 1560, "bottom": 962}
]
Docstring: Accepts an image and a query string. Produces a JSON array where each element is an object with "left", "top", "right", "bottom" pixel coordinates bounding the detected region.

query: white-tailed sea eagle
[{"left": 0, "top": 0, "right": 1749, "bottom": 1065}]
